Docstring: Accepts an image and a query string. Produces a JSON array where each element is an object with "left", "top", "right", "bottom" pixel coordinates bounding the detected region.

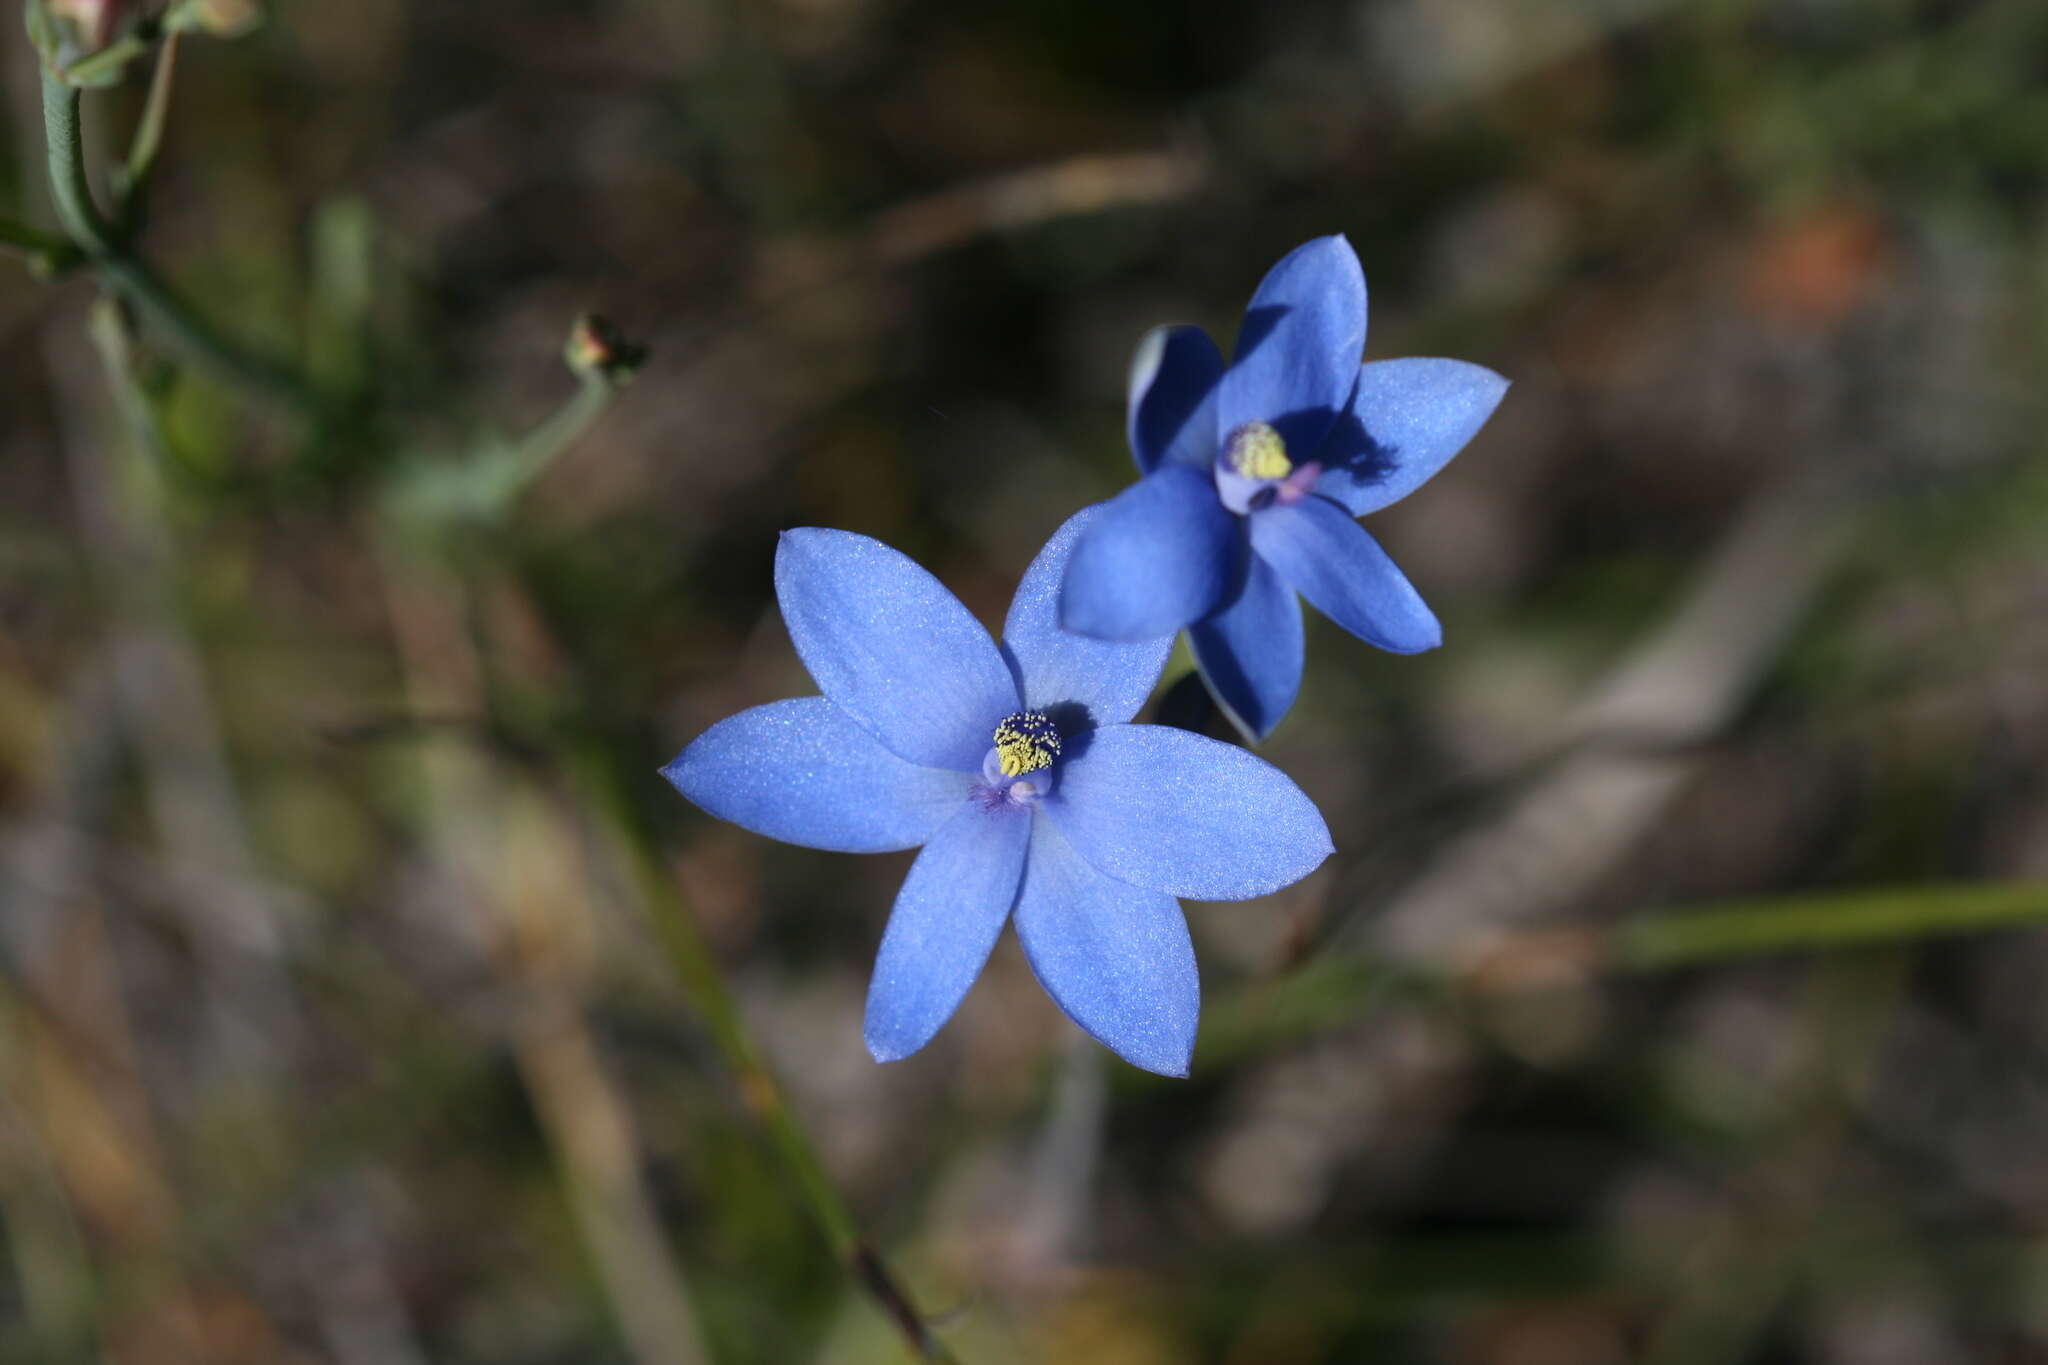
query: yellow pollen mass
[
  {"left": 992, "top": 712, "right": 1061, "bottom": 777},
  {"left": 1224, "top": 421, "right": 1292, "bottom": 480}
]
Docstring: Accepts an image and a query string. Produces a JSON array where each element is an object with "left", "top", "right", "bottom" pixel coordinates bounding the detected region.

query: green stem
[
  {"left": 1612, "top": 880, "right": 2048, "bottom": 970},
  {"left": 54, "top": 33, "right": 150, "bottom": 88},
  {"left": 40, "top": 68, "right": 114, "bottom": 256},
  {"left": 40, "top": 70, "right": 320, "bottom": 418},
  {"left": 1201, "top": 882, "right": 2048, "bottom": 1068},
  {"left": 507, "top": 377, "right": 616, "bottom": 491},
  {"left": 574, "top": 747, "right": 963, "bottom": 1365},
  {"left": 0, "top": 217, "right": 67, "bottom": 253},
  {"left": 119, "top": 31, "right": 180, "bottom": 220},
  {"left": 0, "top": 216, "right": 80, "bottom": 272}
]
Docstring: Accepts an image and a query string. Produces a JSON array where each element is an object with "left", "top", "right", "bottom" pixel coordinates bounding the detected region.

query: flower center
[
  {"left": 1223, "top": 421, "right": 1292, "bottom": 480},
  {"left": 991, "top": 710, "right": 1061, "bottom": 777},
  {"left": 1216, "top": 420, "right": 1324, "bottom": 514}
]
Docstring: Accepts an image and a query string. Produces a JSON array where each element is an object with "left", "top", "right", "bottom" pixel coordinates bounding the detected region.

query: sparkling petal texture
[
  {"left": 1189, "top": 555, "right": 1304, "bottom": 741},
  {"left": 1060, "top": 464, "right": 1240, "bottom": 641},
  {"left": 1219, "top": 235, "right": 1368, "bottom": 458},
  {"left": 863, "top": 803, "right": 1030, "bottom": 1063},
  {"left": 776, "top": 528, "right": 1019, "bottom": 772},
  {"left": 1127, "top": 324, "right": 1224, "bottom": 474},
  {"left": 1003, "top": 507, "right": 1173, "bottom": 726},
  {"left": 1315, "top": 357, "right": 1510, "bottom": 516},
  {"left": 1013, "top": 816, "right": 1198, "bottom": 1077},
  {"left": 662, "top": 697, "right": 970, "bottom": 853},
  {"left": 1046, "top": 723, "right": 1333, "bottom": 900},
  {"left": 1251, "top": 496, "right": 1442, "bottom": 654}
]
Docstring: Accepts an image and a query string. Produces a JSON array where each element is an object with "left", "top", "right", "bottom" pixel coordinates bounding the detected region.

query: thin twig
[{"left": 865, "top": 149, "right": 1204, "bottom": 266}]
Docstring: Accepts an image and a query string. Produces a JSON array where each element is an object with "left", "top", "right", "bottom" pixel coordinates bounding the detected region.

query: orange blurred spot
[{"left": 1742, "top": 203, "right": 1892, "bottom": 331}]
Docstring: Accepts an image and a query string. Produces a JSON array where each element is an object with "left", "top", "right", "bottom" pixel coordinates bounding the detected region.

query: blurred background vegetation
[{"left": 3, "top": 0, "right": 2048, "bottom": 1361}]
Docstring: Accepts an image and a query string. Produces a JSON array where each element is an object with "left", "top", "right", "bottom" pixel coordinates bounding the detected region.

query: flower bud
[
  {"left": 164, "top": 0, "right": 264, "bottom": 38},
  {"left": 49, "top": 0, "right": 132, "bottom": 50},
  {"left": 564, "top": 313, "right": 648, "bottom": 387}
]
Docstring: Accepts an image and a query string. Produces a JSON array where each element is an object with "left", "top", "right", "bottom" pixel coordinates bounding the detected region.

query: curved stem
[
  {"left": 506, "top": 377, "right": 616, "bottom": 492},
  {"left": 121, "top": 33, "right": 181, "bottom": 213},
  {"left": 40, "top": 68, "right": 114, "bottom": 256},
  {"left": 40, "top": 70, "right": 320, "bottom": 419}
]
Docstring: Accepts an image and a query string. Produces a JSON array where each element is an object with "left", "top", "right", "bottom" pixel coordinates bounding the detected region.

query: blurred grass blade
[
  {"left": 570, "top": 745, "right": 965, "bottom": 1365},
  {"left": 307, "top": 195, "right": 375, "bottom": 399},
  {"left": 1614, "top": 882, "right": 2048, "bottom": 969}
]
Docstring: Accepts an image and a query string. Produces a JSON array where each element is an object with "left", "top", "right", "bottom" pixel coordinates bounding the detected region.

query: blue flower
[
  {"left": 1060, "top": 235, "right": 1509, "bottom": 739},
  {"left": 663, "top": 510, "right": 1333, "bottom": 1076}
]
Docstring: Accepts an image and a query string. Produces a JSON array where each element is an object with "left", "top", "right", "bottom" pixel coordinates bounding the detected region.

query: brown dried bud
[{"left": 564, "top": 313, "right": 648, "bottom": 387}]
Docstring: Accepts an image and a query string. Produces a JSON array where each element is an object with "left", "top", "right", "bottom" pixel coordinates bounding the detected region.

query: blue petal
[
  {"left": 663, "top": 698, "right": 971, "bottom": 853},
  {"left": 1003, "top": 507, "right": 1173, "bottom": 727},
  {"left": 1012, "top": 816, "right": 1197, "bottom": 1077},
  {"left": 1314, "top": 358, "right": 1509, "bottom": 516},
  {"left": 1190, "top": 555, "right": 1303, "bottom": 741},
  {"left": 1250, "top": 496, "right": 1442, "bottom": 654},
  {"left": 776, "top": 528, "right": 1019, "bottom": 772},
  {"left": 864, "top": 803, "right": 1031, "bottom": 1063},
  {"left": 1219, "top": 236, "right": 1368, "bottom": 459},
  {"left": 1059, "top": 465, "right": 1240, "bottom": 642},
  {"left": 1045, "top": 723, "right": 1333, "bottom": 900},
  {"left": 1127, "top": 325, "right": 1224, "bottom": 474}
]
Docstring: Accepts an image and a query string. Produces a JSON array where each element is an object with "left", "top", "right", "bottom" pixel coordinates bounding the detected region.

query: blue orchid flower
[
  {"left": 1060, "top": 235, "right": 1509, "bottom": 740},
  {"left": 662, "top": 510, "right": 1333, "bottom": 1076}
]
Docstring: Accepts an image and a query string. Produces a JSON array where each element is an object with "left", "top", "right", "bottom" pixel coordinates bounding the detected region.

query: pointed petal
[
  {"left": 1220, "top": 236, "right": 1368, "bottom": 457},
  {"left": 1013, "top": 816, "right": 1197, "bottom": 1077},
  {"left": 1045, "top": 723, "right": 1332, "bottom": 901},
  {"left": 1251, "top": 496, "right": 1442, "bottom": 654},
  {"left": 1190, "top": 556, "right": 1304, "bottom": 741},
  {"left": 1059, "top": 465, "right": 1240, "bottom": 642},
  {"left": 1315, "top": 358, "right": 1509, "bottom": 516},
  {"left": 864, "top": 803, "right": 1030, "bottom": 1063},
  {"left": 1127, "top": 325, "right": 1225, "bottom": 474},
  {"left": 663, "top": 698, "right": 971, "bottom": 853},
  {"left": 776, "top": 528, "right": 1019, "bottom": 772},
  {"left": 1003, "top": 507, "right": 1173, "bottom": 727}
]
